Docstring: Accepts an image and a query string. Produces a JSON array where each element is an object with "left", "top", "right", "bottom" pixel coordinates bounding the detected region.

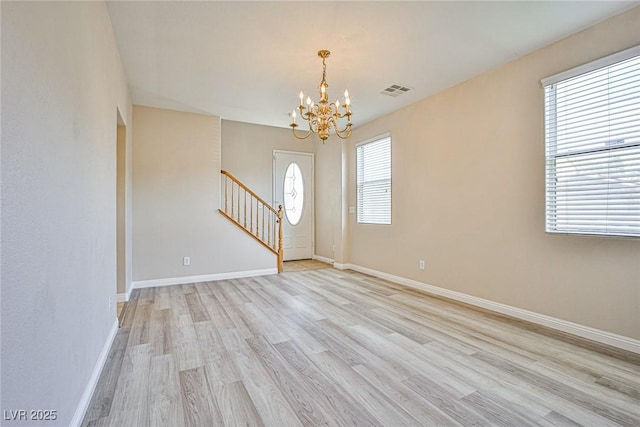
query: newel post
[{"left": 277, "top": 205, "right": 284, "bottom": 273}]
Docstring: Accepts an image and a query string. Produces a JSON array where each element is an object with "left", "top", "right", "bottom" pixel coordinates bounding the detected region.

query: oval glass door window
[{"left": 283, "top": 162, "right": 304, "bottom": 225}]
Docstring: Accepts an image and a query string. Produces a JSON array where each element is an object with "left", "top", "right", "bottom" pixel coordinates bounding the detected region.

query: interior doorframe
[
  {"left": 273, "top": 149, "right": 315, "bottom": 259},
  {"left": 116, "top": 107, "right": 130, "bottom": 325}
]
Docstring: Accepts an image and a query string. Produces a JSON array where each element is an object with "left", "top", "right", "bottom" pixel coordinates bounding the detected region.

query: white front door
[{"left": 273, "top": 151, "right": 314, "bottom": 261}]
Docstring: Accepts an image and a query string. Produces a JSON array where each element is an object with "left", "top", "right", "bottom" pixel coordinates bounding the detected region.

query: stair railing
[{"left": 219, "top": 170, "right": 283, "bottom": 273}]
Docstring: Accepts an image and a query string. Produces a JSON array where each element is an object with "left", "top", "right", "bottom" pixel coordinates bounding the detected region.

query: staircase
[{"left": 219, "top": 170, "right": 283, "bottom": 273}]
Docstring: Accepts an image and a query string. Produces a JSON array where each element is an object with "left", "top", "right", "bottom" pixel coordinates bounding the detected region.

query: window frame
[
  {"left": 355, "top": 133, "right": 392, "bottom": 225},
  {"left": 542, "top": 45, "right": 640, "bottom": 238}
]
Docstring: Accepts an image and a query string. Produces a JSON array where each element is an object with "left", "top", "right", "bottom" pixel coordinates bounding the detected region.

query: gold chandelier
[{"left": 290, "top": 50, "right": 352, "bottom": 142}]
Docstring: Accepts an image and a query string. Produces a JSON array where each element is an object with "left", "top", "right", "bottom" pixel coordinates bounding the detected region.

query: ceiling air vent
[{"left": 380, "top": 84, "right": 412, "bottom": 97}]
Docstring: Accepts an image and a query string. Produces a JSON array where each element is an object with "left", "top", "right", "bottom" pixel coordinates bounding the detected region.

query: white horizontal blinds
[
  {"left": 356, "top": 135, "right": 391, "bottom": 224},
  {"left": 544, "top": 52, "right": 640, "bottom": 237}
]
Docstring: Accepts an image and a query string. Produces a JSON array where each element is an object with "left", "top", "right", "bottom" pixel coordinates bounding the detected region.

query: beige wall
[
  {"left": 221, "top": 120, "right": 347, "bottom": 262},
  {"left": 132, "top": 107, "right": 275, "bottom": 281},
  {"left": 117, "top": 122, "right": 126, "bottom": 294},
  {"left": 221, "top": 120, "right": 314, "bottom": 203},
  {"left": 1, "top": 1, "right": 133, "bottom": 424},
  {"left": 347, "top": 7, "right": 640, "bottom": 340},
  {"left": 314, "top": 140, "right": 347, "bottom": 262}
]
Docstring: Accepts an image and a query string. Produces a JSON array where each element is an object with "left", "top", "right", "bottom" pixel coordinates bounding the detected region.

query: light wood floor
[
  {"left": 282, "top": 259, "right": 331, "bottom": 272},
  {"left": 83, "top": 268, "right": 640, "bottom": 426}
]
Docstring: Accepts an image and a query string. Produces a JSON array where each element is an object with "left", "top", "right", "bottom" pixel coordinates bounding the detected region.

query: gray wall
[{"left": 1, "top": 2, "right": 132, "bottom": 425}]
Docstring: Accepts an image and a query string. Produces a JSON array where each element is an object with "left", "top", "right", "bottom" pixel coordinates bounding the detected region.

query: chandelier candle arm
[{"left": 289, "top": 50, "right": 352, "bottom": 142}]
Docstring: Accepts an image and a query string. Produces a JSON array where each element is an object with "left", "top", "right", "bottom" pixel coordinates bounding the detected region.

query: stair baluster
[{"left": 219, "top": 170, "right": 283, "bottom": 273}]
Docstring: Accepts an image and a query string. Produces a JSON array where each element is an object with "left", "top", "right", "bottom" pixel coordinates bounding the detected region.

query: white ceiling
[{"left": 106, "top": 1, "right": 639, "bottom": 130}]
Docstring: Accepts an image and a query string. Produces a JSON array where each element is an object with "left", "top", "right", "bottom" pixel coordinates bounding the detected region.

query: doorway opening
[{"left": 116, "top": 109, "right": 126, "bottom": 325}]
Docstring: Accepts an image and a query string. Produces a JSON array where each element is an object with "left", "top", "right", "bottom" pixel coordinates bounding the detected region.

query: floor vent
[{"left": 380, "top": 84, "right": 412, "bottom": 97}]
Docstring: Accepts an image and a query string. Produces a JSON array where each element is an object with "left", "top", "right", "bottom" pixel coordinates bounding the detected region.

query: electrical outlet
[
  {"left": 108, "top": 296, "right": 113, "bottom": 312},
  {"left": 183, "top": 256, "right": 191, "bottom": 266},
  {"left": 419, "top": 260, "right": 425, "bottom": 270}
]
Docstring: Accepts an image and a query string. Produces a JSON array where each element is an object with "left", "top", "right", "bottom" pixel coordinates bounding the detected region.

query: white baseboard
[
  {"left": 117, "top": 286, "right": 133, "bottom": 303},
  {"left": 312, "top": 254, "right": 334, "bottom": 264},
  {"left": 132, "top": 268, "right": 278, "bottom": 290},
  {"left": 345, "top": 263, "right": 640, "bottom": 355},
  {"left": 333, "top": 262, "right": 349, "bottom": 270},
  {"left": 70, "top": 319, "right": 119, "bottom": 427}
]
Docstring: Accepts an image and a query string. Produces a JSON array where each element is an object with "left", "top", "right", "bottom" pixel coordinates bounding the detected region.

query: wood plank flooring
[
  {"left": 282, "top": 259, "right": 332, "bottom": 272},
  {"left": 83, "top": 268, "right": 640, "bottom": 426}
]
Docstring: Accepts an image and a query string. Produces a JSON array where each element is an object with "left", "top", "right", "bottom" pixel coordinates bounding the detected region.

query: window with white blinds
[
  {"left": 542, "top": 46, "right": 640, "bottom": 237},
  {"left": 356, "top": 134, "right": 391, "bottom": 225}
]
